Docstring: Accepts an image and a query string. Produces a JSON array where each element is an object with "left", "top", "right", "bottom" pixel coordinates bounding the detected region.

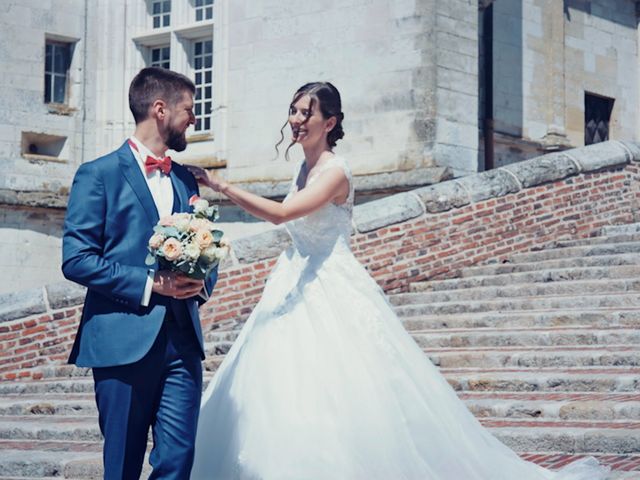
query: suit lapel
[
  {"left": 117, "top": 143, "right": 160, "bottom": 227},
  {"left": 170, "top": 167, "right": 188, "bottom": 214}
]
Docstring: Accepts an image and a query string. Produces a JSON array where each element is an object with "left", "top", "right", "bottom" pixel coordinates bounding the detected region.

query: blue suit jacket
[{"left": 62, "top": 141, "right": 217, "bottom": 368}]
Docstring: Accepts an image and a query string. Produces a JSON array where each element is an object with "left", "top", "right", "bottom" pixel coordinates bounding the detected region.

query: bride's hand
[{"left": 185, "top": 165, "right": 227, "bottom": 192}]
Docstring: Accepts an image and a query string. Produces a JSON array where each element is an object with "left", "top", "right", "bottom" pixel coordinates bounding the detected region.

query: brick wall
[{"left": 1, "top": 140, "right": 639, "bottom": 381}]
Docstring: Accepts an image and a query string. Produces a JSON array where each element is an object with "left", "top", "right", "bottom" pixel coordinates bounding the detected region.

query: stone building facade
[{"left": 0, "top": 0, "right": 638, "bottom": 293}]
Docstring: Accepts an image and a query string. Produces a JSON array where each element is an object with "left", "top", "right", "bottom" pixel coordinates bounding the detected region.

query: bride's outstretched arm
[{"left": 186, "top": 165, "right": 349, "bottom": 225}]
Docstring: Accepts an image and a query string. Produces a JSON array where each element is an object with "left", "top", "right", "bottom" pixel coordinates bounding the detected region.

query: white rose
[
  {"left": 193, "top": 199, "right": 210, "bottom": 214},
  {"left": 184, "top": 242, "right": 201, "bottom": 261}
]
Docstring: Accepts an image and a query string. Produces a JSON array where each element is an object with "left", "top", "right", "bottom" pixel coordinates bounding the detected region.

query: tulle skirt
[{"left": 191, "top": 247, "right": 609, "bottom": 480}]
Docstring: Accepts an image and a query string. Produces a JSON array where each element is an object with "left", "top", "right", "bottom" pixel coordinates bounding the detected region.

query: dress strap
[{"left": 308, "top": 156, "right": 354, "bottom": 210}]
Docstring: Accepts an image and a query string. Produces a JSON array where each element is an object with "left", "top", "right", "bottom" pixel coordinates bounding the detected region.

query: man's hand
[{"left": 152, "top": 271, "right": 204, "bottom": 299}]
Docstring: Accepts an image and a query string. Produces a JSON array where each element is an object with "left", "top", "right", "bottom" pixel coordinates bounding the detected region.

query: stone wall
[
  {"left": 562, "top": 0, "right": 638, "bottom": 146},
  {"left": 0, "top": 0, "right": 98, "bottom": 203},
  {"left": 0, "top": 206, "right": 66, "bottom": 294},
  {"left": 1, "top": 140, "right": 639, "bottom": 381},
  {"left": 224, "top": 0, "right": 481, "bottom": 179},
  {"left": 490, "top": 0, "right": 639, "bottom": 166}
]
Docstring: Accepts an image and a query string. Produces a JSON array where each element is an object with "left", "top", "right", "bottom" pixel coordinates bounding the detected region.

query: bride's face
[{"left": 288, "top": 95, "right": 333, "bottom": 148}]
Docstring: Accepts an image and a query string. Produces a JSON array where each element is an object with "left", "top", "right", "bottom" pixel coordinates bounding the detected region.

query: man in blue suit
[{"left": 62, "top": 67, "right": 217, "bottom": 479}]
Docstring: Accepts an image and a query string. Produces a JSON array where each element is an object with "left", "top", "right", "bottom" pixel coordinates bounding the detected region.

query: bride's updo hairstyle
[{"left": 276, "top": 82, "right": 345, "bottom": 160}]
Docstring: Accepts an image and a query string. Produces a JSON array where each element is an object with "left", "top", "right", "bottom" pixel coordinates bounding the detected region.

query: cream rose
[
  {"left": 190, "top": 218, "right": 214, "bottom": 232},
  {"left": 161, "top": 238, "right": 182, "bottom": 261},
  {"left": 194, "top": 229, "right": 214, "bottom": 248}
]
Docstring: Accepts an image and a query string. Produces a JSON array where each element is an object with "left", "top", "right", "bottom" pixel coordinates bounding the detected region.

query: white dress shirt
[
  {"left": 128, "top": 136, "right": 209, "bottom": 307},
  {"left": 128, "top": 136, "right": 174, "bottom": 307}
]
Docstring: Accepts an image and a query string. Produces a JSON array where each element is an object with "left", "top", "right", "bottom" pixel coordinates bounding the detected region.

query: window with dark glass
[
  {"left": 585, "top": 93, "right": 614, "bottom": 145},
  {"left": 150, "top": 46, "right": 170, "bottom": 69},
  {"left": 152, "top": 0, "right": 171, "bottom": 28},
  {"left": 44, "top": 41, "right": 71, "bottom": 104},
  {"left": 195, "top": 0, "right": 214, "bottom": 21},
  {"left": 193, "top": 39, "right": 213, "bottom": 132}
]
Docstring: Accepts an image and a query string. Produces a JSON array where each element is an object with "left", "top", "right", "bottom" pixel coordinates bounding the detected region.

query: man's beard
[{"left": 166, "top": 125, "right": 187, "bottom": 152}]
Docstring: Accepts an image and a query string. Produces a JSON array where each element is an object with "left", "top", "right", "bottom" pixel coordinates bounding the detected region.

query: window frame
[
  {"left": 195, "top": 0, "right": 214, "bottom": 22},
  {"left": 150, "top": 45, "right": 171, "bottom": 69},
  {"left": 44, "top": 40, "right": 72, "bottom": 105},
  {"left": 151, "top": 0, "right": 171, "bottom": 29},
  {"left": 192, "top": 37, "right": 214, "bottom": 133},
  {"left": 584, "top": 92, "right": 615, "bottom": 146}
]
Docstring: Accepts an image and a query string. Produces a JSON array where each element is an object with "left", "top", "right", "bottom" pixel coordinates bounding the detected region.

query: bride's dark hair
[{"left": 275, "top": 82, "right": 345, "bottom": 161}]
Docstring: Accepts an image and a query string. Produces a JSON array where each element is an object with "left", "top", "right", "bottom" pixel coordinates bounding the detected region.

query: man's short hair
[{"left": 128, "top": 67, "right": 196, "bottom": 124}]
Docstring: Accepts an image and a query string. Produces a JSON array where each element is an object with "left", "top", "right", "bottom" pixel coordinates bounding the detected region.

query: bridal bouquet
[{"left": 145, "top": 195, "right": 229, "bottom": 280}]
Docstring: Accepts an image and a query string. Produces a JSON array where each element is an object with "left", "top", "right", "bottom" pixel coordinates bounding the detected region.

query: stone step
[
  {"left": 398, "top": 278, "right": 640, "bottom": 304},
  {"left": 206, "top": 328, "right": 640, "bottom": 360},
  {"left": 7, "top": 366, "right": 638, "bottom": 397},
  {"left": 520, "top": 454, "right": 640, "bottom": 478},
  {"left": 0, "top": 443, "right": 637, "bottom": 479},
  {"left": 0, "top": 443, "right": 100, "bottom": 479},
  {"left": 444, "top": 368, "right": 640, "bottom": 393},
  {"left": 466, "top": 397, "right": 640, "bottom": 421},
  {"left": 35, "top": 366, "right": 91, "bottom": 380},
  {"left": 463, "top": 253, "right": 640, "bottom": 277},
  {"left": 0, "top": 416, "right": 101, "bottom": 442},
  {"left": 0, "top": 380, "right": 94, "bottom": 396},
  {"left": 3, "top": 392, "right": 638, "bottom": 424},
  {"left": 393, "top": 293, "right": 640, "bottom": 316},
  {"left": 0, "top": 440, "right": 152, "bottom": 479},
  {"left": 427, "top": 346, "right": 640, "bottom": 368},
  {"left": 400, "top": 309, "right": 640, "bottom": 330},
  {"left": 0, "top": 396, "right": 97, "bottom": 416},
  {"left": 412, "top": 327, "right": 640, "bottom": 348},
  {"left": 547, "top": 233, "right": 640, "bottom": 249},
  {"left": 602, "top": 223, "right": 640, "bottom": 236},
  {"left": 0, "top": 418, "right": 636, "bottom": 461},
  {"left": 508, "top": 242, "right": 640, "bottom": 264},
  {"left": 411, "top": 265, "right": 640, "bottom": 293},
  {"left": 488, "top": 424, "right": 640, "bottom": 454}
]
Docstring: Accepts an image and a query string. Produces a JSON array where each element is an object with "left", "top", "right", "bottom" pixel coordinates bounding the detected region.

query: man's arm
[{"left": 61, "top": 162, "right": 148, "bottom": 309}]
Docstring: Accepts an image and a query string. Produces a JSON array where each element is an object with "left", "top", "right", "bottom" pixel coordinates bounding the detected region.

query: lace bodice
[{"left": 283, "top": 156, "right": 354, "bottom": 257}]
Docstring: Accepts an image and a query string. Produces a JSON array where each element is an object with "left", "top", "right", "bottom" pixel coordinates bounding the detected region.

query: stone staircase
[{"left": 1, "top": 224, "right": 640, "bottom": 478}]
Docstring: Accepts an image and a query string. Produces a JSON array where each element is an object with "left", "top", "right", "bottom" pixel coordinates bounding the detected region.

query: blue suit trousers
[{"left": 93, "top": 317, "right": 203, "bottom": 480}]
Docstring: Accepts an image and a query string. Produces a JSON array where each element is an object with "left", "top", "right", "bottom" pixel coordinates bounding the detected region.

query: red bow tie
[
  {"left": 144, "top": 155, "right": 172, "bottom": 175},
  {"left": 128, "top": 139, "right": 172, "bottom": 175}
]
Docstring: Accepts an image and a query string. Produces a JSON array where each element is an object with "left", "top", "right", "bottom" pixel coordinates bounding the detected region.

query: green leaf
[
  {"left": 145, "top": 253, "right": 156, "bottom": 266},
  {"left": 162, "top": 227, "right": 180, "bottom": 238},
  {"left": 177, "top": 262, "right": 192, "bottom": 273},
  {"left": 212, "top": 230, "right": 224, "bottom": 242}
]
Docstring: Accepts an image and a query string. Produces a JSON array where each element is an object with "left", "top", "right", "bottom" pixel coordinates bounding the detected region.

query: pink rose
[
  {"left": 159, "top": 216, "right": 175, "bottom": 227},
  {"left": 189, "top": 194, "right": 201, "bottom": 206},
  {"left": 148, "top": 233, "right": 165, "bottom": 250},
  {"left": 161, "top": 238, "right": 182, "bottom": 261}
]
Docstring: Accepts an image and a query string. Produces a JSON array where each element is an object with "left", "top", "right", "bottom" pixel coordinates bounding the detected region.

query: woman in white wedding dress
[{"left": 187, "top": 82, "right": 609, "bottom": 479}]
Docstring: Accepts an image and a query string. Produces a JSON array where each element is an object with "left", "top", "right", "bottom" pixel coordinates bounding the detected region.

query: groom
[{"left": 62, "top": 67, "right": 217, "bottom": 479}]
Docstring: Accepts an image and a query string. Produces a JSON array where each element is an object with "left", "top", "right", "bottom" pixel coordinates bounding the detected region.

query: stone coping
[{"left": 1, "top": 140, "right": 638, "bottom": 322}]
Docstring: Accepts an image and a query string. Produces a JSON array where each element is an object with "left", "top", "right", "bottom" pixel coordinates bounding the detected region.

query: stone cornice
[{"left": 1, "top": 140, "right": 638, "bottom": 318}]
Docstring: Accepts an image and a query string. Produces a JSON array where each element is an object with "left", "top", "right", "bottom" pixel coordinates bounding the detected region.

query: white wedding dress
[{"left": 191, "top": 156, "right": 609, "bottom": 480}]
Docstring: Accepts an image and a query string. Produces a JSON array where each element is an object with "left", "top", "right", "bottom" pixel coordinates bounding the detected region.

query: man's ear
[{"left": 151, "top": 99, "right": 167, "bottom": 120}]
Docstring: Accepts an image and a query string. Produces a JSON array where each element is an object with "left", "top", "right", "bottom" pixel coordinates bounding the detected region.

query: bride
[{"left": 187, "top": 82, "right": 609, "bottom": 479}]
